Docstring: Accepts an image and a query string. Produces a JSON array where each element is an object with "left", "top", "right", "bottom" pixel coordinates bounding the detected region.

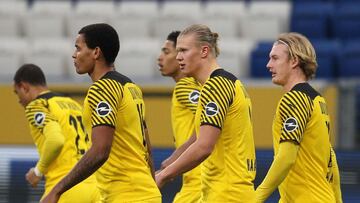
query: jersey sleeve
[
  {"left": 199, "top": 77, "right": 235, "bottom": 129},
  {"left": 278, "top": 90, "right": 314, "bottom": 144},
  {"left": 25, "top": 98, "right": 57, "bottom": 131},
  {"left": 36, "top": 120, "right": 64, "bottom": 174},
  {"left": 174, "top": 78, "right": 201, "bottom": 114},
  {"left": 87, "top": 79, "right": 123, "bottom": 128}
]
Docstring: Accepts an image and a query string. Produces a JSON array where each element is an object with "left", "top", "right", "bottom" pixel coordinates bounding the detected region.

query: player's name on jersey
[{"left": 56, "top": 100, "right": 81, "bottom": 111}]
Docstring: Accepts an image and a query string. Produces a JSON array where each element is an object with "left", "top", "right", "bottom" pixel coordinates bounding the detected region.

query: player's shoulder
[
  {"left": 26, "top": 91, "right": 62, "bottom": 110},
  {"left": 209, "top": 68, "right": 237, "bottom": 83},
  {"left": 26, "top": 98, "right": 47, "bottom": 113},
  {"left": 101, "top": 70, "right": 133, "bottom": 85},
  {"left": 280, "top": 83, "right": 318, "bottom": 109},
  {"left": 176, "top": 77, "right": 201, "bottom": 92},
  {"left": 25, "top": 97, "right": 51, "bottom": 127},
  {"left": 177, "top": 77, "right": 198, "bottom": 86},
  {"left": 203, "top": 69, "right": 237, "bottom": 93},
  {"left": 174, "top": 77, "right": 201, "bottom": 105},
  {"left": 289, "top": 82, "right": 320, "bottom": 100},
  {"left": 90, "top": 71, "right": 132, "bottom": 92}
]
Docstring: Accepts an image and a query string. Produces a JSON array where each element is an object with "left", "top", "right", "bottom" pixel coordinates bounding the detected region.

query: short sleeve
[
  {"left": 25, "top": 99, "right": 57, "bottom": 130},
  {"left": 87, "top": 79, "right": 123, "bottom": 128},
  {"left": 174, "top": 77, "right": 201, "bottom": 114},
  {"left": 278, "top": 91, "right": 313, "bottom": 144},
  {"left": 199, "top": 76, "right": 235, "bottom": 129}
]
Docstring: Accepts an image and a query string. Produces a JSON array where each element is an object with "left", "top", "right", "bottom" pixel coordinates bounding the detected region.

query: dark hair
[
  {"left": 78, "top": 23, "right": 120, "bottom": 66},
  {"left": 167, "top": 31, "right": 181, "bottom": 47},
  {"left": 14, "top": 64, "right": 46, "bottom": 86}
]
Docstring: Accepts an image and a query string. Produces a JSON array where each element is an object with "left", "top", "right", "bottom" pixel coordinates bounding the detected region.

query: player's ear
[
  {"left": 20, "top": 82, "right": 30, "bottom": 93},
  {"left": 200, "top": 45, "right": 210, "bottom": 58},
  {"left": 93, "top": 47, "right": 101, "bottom": 60},
  {"left": 290, "top": 56, "right": 299, "bottom": 69}
]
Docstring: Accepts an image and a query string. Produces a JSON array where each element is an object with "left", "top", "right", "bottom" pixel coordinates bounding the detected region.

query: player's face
[
  {"left": 176, "top": 34, "right": 202, "bottom": 77},
  {"left": 13, "top": 82, "right": 31, "bottom": 107},
  {"left": 266, "top": 44, "right": 293, "bottom": 86},
  {"left": 157, "top": 40, "right": 180, "bottom": 77},
  {"left": 72, "top": 34, "right": 95, "bottom": 75}
]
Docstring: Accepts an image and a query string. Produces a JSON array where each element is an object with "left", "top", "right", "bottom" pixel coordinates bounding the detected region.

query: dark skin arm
[{"left": 40, "top": 126, "right": 114, "bottom": 203}]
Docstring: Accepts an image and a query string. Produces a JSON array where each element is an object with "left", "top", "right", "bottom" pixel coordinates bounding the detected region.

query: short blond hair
[
  {"left": 179, "top": 24, "right": 220, "bottom": 57},
  {"left": 275, "top": 32, "right": 318, "bottom": 80}
]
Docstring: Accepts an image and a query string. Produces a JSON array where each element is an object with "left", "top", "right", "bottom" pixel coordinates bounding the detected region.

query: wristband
[{"left": 34, "top": 167, "right": 43, "bottom": 177}]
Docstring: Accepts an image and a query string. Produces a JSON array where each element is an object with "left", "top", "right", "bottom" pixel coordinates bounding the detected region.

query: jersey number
[
  {"left": 136, "top": 103, "right": 147, "bottom": 147},
  {"left": 325, "top": 121, "right": 330, "bottom": 135},
  {"left": 69, "top": 115, "right": 89, "bottom": 155}
]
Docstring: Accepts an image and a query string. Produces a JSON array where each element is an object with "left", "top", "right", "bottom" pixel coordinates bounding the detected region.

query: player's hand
[
  {"left": 155, "top": 171, "right": 166, "bottom": 188},
  {"left": 40, "top": 190, "right": 60, "bottom": 203},
  {"left": 25, "top": 168, "right": 42, "bottom": 187},
  {"left": 155, "top": 171, "right": 174, "bottom": 188}
]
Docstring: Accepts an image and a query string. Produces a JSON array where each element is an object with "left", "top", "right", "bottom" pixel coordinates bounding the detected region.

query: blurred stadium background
[{"left": 0, "top": 0, "right": 359, "bottom": 202}]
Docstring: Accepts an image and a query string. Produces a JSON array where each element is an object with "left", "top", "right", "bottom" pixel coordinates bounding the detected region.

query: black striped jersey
[
  {"left": 25, "top": 91, "right": 93, "bottom": 190},
  {"left": 171, "top": 77, "right": 202, "bottom": 193},
  {"left": 273, "top": 82, "right": 336, "bottom": 202},
  {"left": 82, "top": 71, "right": 161, "bottom": 200},
  {"left": 172, "top": 77, "right": 200, "bottom": 148},
  {"left": 194, "top": 69, "right": 256, "bottom": 202}
]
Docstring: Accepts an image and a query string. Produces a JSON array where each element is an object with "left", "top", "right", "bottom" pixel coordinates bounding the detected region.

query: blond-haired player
[{"left": 255, "top": 32, "right": 342, "bottom": 203}]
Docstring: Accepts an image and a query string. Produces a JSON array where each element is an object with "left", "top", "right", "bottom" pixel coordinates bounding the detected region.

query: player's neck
[
  {"left": 32, "top": 86, "right": 49, "bottom": 100},
  {"left": 173, "top": 70, "right": 186, "bottom": 82},
  {"left": 283, "top": 70, "right": 307, "bottom": 92},
  {"left": 195, "top": 60, "right": 219, "bottom": 85},
  {"left": 90, "top": 63, "right": 115, "bottom": 82}
]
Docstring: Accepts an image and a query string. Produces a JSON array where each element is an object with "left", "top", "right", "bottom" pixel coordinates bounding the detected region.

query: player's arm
[
  {"left": 160, "top": 79, "right": 199, "bottom": 171},
  {"left": 156, "top": 125, "right": 220, "bottom": 188},
  {"left": 255, "top": 141, "right": 299, "bottom": 203},
  {"left": 144, "top": 122, "right": 155, "bottom": 179},
  {"left": 26, "top": 121, "right": 65, "bottom": 187},
  {"left": 40, "top": 125, "right": 114, "bottom": 203},
  {"left": 159, "top": 131, "right": 196, "bottom": 170},
  {"left": 331, "top": 147, "right": 343, "bottom": 203}
]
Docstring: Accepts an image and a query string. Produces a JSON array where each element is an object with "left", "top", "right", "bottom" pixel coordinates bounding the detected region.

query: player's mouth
[{"left": 179, "top": 63, "right": 185, "bottom": 70}]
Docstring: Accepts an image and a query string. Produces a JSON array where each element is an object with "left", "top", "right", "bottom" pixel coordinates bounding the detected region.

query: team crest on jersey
[
  {"left": 96, "top": 101, "right": 111, "bottom": 117},
  {"left": 283, "top": 117, "right": 298, "bottom": 132},
  {"left": 34, "top": 112, "right": 45, "bottom": 126},
  {"left": 205, "top": 102, "right": 219, "bottom": 117},
  {"left": 189, "top": 90, "right": 200, "bottom": 104}
]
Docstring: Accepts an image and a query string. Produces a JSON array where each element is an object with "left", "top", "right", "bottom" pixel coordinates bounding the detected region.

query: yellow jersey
[
  {"left": 195, "top": 69, "right": 256, "bottom": 202},
  {"left": 25, "top": 91, "right": 96, "bottom": 196},
  {"left": 83, "top": 71, "right": 161, "bottom": 201},
  {"left": 171, "top": 77, "right": 202, "bottom": 202},
  {"left": 273, "top": 83, "right": 336, "bottom": 202}
]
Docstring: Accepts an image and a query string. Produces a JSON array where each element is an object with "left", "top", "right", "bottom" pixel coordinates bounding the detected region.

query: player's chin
[
  {"left": 159, "top": 70, "right": 168, "bottom": 76},
  {"left": 75, "top": 67, "right": 86, "bottom": 75},
  {"left": 271, "top": 78, "right": 277, "bottom": 84},
  {"left": 272, "top": 78, "right": 282, "bottom": 86},
  {"left": 180, "top": 68, "right": 191, "bottom": 77}
]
